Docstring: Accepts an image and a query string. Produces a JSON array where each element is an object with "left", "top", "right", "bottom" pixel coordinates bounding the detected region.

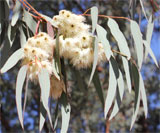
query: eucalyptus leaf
[
  {"left": 20, "top": 26, "right": 27, "bottom": 48},
  {"left": 139, "top": 73, "right": 148, "bottom": 118},
  {"left": 47, "top": 21, "right": 54, "bottom": 38},
  {"left": 39, "top": 102, "right": 47, "bottom": 131},
  {"left": 91, "top": 6, "right": 98, "bottom": 34},
  {"left": 41, "top": 14, "right": 57, "bottom": 28},
  {"left": 143, "top": 40, "right": 158, "bottom": 67},
  {"left": 96, "top": 24, "right": 112, "bottom": 60},
  {"left": 130, "top": 20, "right": 144, "bottom": 69},
  {"left": 108, "top": 18, "right": 131, "bottom": 59},
  {"left": 104, "top": 58, "right": 118, "bottom": 118},
  {"left": 130, "top": 63, "right": 140, "bottom": 130},
  {"left": 89, "top": 37, "right": 98, "bottom": 85},
  {"left": 61, "top": 104, "right": 71, "bottom": 133},
  {"left": 23, "top": 9, "right": 37, "bottom": 34},
  {"left": 109, "top": 69, "right": 124, "bottom": 120},
  {"left": 16, "top": 65, "right": 28, "bottom": 129},
  {"left": 139, "top": 0, "right": 148, "bottom": 21},
  {"left": 38, "top": 68, "right": 53, "bottom": 130},
  {"left": 0, "top": 48, "right": 24, "bottom": 73},
  {"left": 93, "top": 70, "right": 104, "bottom": 107},
  {"left": 11, "top": 0, "right": 21, "bottom": 26},
  {"left": 145, "top": 16, "right": 154, "bottom": 59},
  {"left": 122, "top": 57, "right": 132, "bottom": 93}
]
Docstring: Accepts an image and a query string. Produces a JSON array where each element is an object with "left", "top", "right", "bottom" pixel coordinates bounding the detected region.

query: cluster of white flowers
[
  {"left": 22, "top": 32, "right": 54, "bottom": 81},
  {"left": 53, "top": 10, "right": 106, "bottom": 69}
]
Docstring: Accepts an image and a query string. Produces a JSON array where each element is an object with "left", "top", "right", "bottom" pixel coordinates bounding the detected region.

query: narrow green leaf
[
  {"left": 93, "top": 70, "right": 104, "bottom": 107},
  {"left": 20, "top": 26, "right": 27, "bottom": 48},
  {"left": 0, "top": 48, "right": 23, "bottom": 73},
  {"left": 109, "top": 69, "right": 124, "bottom": 120},
  {"left": 104, "top": 57, "right": 118, "bottom": 118},
  {"left": 139, "top": 73, "right": 148, "bottom": 118},
  {"left": 130, "top": 63, "right": 141, "bottom": 129},
  {"left": 23, "top": 9, "right": 37, "bottom": 34},
  {"left": 130, "top": 20, "right": 144, "bottom": 69},
  {"left": 143, "top": 40, "right": 158, "bottom": 67},
  {"left": 39, "top": 102, "right": 47, "bottom": 131},
  {"left": 130, "top": 87, "right": 140, "bottom": 130},
  {"left": 41, "top": 14, "right": 57, "bottom": 28},
  {"left": 145, "top": 16, "right": 154, "bottom": 59},
  {"left": 108, "top": 18, "right": 131, "bottom": 59},
  {"left": 89, "top": 37, "right": 98, "bottom": 85},
  {"left": 38, "top": 68, "right": 53, "bottom": 130},
  {"left": 61, "top": 104, "right": 71, "bottom": 133},
  {"left": 122, "top": 57, "right": 132, "bottom": 93},
  {"left": 96, "top": 24, "right": 112, "bottom": 60},
  {"left": 16, "top": 65, "right": 28, "bottom": 129},
  {"left": 140, "top": 0, "right": 148, "bottom": 21},
  {"left": 11, "top": 0, "right": 21, "bottom": 26},
  {"left": 91, "top": 6, "right": 98, "bottom": 34}
]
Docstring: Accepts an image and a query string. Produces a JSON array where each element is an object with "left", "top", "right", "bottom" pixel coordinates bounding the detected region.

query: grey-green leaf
[
  {"left": 96, "top": 24, "right": 112, "bottom": 60},
  {"left": 140, "top": 0, "right": 148, "bottom": 21},
  {"left": 20, "top": 26, "right": 27, "bottom": 48},
  {"left": 41, "top": 14, "right": 57, "bottom": 28},
  {"left": 61, "top": 104, "right": 71, "bottom": 133},
  {"left": 104, "top": 59, "right": 118, "bottom": 118},
  {"left": 139, "top": 73, "right": 148, "bottom": 118},
  {"left": 108, "top": 18, "right": 131, "bottom": 59},
  {"left": 93, "top": 70, "right": 104, "bottom": 107},
  {"left": 23, "top": 9, "right": 37, "bottom": 34},
  {"left": 16, "top": 65, "right": 28, "bottom": 129},
  {"left": 89, "top": 37, "right": 98, "bottom": 85},
  {"left": 38, "top": 68, "right": 53, "bottom": 130},
  {"left": 109, "top": 69, "right": 124, "bottom": 120},
  {"left": 145, "top": 16, "right": 154, "bottom": 59},
  {"left": 122, "top": 57, "right": 132, "bottom": 93},
  {"left": 130, "top": 63, "right": 140, "bottom": 129},
  {"left": 11, "top": 0, "right": 21, "bottom": 26},
  {"left": 143, "top": 40, "right": 158, "bottom": 67},
  {"left": 0, "top": 48, "right": 23, "bottom": 73},
  {"left": 91, "top": 6, "right": 98, "bottom": 34},
  {"left": 130, "top": 20, "right": 144, "bottom": 69}
]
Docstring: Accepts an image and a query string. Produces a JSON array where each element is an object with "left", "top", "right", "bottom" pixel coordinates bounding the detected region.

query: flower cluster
[
  {"left": 53, "top": 10, "right": 106, "bottom": 69},
  {"left": 22, "top": 32, "right": 54, "bottom": 81}
]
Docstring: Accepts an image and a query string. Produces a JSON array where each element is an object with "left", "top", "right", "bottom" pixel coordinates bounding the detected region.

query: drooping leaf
[
  {"left": 145, "top": 16, "right": 154, "bottom": 59},
  {"left": 47, "top": 21, "right": 54, "bottom": 38},
  {"left": 41, "top": 14, "right": 57, "bottom": 28},
  {"left": 91, "top": 6, "right": 98, "bottom": 34},
  {"left": 143, "top": 40, "right": 158, "bottom": 67},
  {"left": 139, "top": 0, "right": 148, "bottom": 21},
  {"left": 109, "top": 69, "right": 124, "bottom": 120},
  {"left": 39, "top": 101, "right": 47, "bottom": 131},
  {"left": 0, "top": 48, "right": 24, "bottom": 73},
  {"left": 20, "top": 26, "right": 27, "bottom": 48},
  {"left": 93, "top": 70, "right": 104, "bottom": 107},
  {"left": 38, "top": 68, "right": 53, "bottom": 130},
  {"left": 23, "top": 9, "right": 37, "bottom": 34},
  {"left": 139, "top": 72, "right": 148, "bottom": 118},
  {"left": 130, "top": 20, "right": 144, "bottom": 69},
  {"left": 96, "top": 24, "right": 112, "bottom": 60},
  {"left": 61, "top": 104, "right": 71, "bottom": 133},
  {"left": 108, "top": 18, "right": 131, "bottom": 59},
  {"left": 11, "top": 0, "right": 21, "bottom": 26},
  {"left": 16, "top": 65, "right": 28, "bottom": 129},
  {"left": 104, "top": 57, "right": 119, "bottom": 118},
  {"left": 130, "top": 63, "right": 140, "bottom": 129},
  {"left": 52, "top": 58, "right": 60, "bottom": 80},
  {"left": 130, "top": 87, "right": 140, "bottom": 130},
  {"left": 89, "top": 37, "right": 98, "bottom": 85},
  {"left": 122, "top": 57, "right": 132, "bottom": 93}
]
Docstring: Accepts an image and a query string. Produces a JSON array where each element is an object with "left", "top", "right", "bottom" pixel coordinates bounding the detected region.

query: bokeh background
[{"left": 0, "top": 0, "right": 160, "bottom": 132}]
